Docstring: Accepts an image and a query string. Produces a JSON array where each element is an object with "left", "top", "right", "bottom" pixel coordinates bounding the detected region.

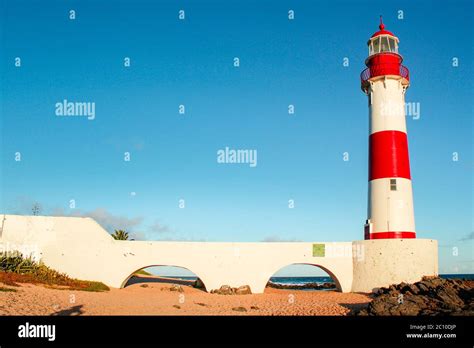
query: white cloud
[
  {"left": 148, "top": 220, "right": 170, "bottom": 234},
  {"left": 459, "top": 232, "right": 474, "bottom": 241}
]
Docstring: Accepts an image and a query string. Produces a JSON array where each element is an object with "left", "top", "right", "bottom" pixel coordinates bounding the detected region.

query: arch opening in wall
[
  {"left": 122, "top": 265, "right": 207, "bottom": 291},
  {"left": 265, "top": 263, "right": 342, "bottom": 292}
]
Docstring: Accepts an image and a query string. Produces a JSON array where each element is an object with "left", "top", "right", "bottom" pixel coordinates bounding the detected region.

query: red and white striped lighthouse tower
[{"left": 361, "top": 17, "right": 416, "bottom": 240}]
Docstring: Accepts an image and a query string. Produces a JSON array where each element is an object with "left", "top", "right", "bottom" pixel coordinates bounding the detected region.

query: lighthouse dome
[{"left": 371, "top": 22, "right": 395, "bottom": 38}]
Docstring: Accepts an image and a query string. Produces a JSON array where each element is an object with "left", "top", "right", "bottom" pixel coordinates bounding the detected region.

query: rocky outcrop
[
  {"left": 357, "top": 277, "right": 473, "bottom": 316},
  {"left": 235, "top": 285, "right": 252, "bottom": 295},
  {"left": 169, "top": 284, "right": 184, "bottom": 292},
  {"left": 266, "top": 281, "right": 336, "bottom": 290},
  {"left": 193, "top": 278, "right": 206, "bottom": 290},
  {"left": 210, "top": 285, "right": 252, "bottom": 295}
]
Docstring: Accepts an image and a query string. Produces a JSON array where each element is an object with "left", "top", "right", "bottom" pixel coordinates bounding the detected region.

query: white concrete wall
[
  {"left": 0, "top": 215, "right": 438, "bottom": 293},
  {"left": 352, "top": 239, "right": 438, "bottom": 292}
]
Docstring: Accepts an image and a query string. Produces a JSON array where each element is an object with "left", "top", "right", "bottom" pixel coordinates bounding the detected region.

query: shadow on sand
[{"left": 51, "top": 305, "right": 84, "bottom": 316}]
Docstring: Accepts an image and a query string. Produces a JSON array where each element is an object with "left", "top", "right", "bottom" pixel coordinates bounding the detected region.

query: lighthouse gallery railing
[{"left": 360, "top": 64, "right": 410, "bottom": 85}]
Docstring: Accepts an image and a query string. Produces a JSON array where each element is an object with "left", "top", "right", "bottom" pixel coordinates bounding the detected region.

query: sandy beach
[{"left": 0, "top": 276, "right": 371, "bottom": 316}]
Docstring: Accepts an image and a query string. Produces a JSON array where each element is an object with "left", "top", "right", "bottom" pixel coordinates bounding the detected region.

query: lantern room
[
  {"left": 360, "top": 17, "right": 410, "bottom": 93},
  {"left": 368, "top": 34, "right": 399, "bottom": 56}
]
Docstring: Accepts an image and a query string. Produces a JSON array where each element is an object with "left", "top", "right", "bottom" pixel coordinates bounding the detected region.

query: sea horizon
[{"left": 146, "top": 273, "right": 474, "bottom": 287}]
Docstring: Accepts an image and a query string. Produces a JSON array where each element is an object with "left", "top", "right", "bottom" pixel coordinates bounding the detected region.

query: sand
[{"left": 0, "top": 277, "right": 371, "bottom": 316}]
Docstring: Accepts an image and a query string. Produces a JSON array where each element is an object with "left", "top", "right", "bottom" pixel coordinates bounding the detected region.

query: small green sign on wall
[{"left": 312, "top": 243, "right": 325, "bottom": 257}]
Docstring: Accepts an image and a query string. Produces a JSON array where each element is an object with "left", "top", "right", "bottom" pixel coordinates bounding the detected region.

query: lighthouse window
[
  {"left": 372, "top": 37, "right": 380, "bottom": 54},
  {"left": 380, "top": 37, "right": 390, "bottom": 53},
  {"left": 388, "top": 38, "right": 397, "bottom": 53},
  {"left": 390, "top": 179, "right": 397, "bottom": 191}
]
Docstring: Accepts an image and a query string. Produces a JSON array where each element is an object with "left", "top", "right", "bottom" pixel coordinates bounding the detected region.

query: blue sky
[{"left": 0, "top": 0, "right": 472, "bottom": 277}]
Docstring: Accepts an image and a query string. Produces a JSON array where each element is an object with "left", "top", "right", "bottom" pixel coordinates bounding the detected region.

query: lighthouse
[{"left": 361, "top": 18, "right": 416, "bottom": 240}]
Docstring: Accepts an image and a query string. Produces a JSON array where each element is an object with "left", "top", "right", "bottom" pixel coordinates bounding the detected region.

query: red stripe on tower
[
  {"left": 370, "top": 232, "right": 416, "bottom": 239},
  {"left": 369, "top": 130, "right": 411, "bottom": 181}
]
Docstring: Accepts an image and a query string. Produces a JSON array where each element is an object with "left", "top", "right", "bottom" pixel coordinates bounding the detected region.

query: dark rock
[
  {"left": 355, "top": 277, "right": 473, "bottom": 316},
  {"left": 212, "top": 285, "right": 234, "bottom": 295},
  {"left": 194, "top": 278, "right": 206, "bottom": 289},
  {"left": 170, "top": 284, "right": 184, "bottom": 292},
  {"left": 419, "top": 309, "right": 438, "bottom": 316},
  {"left": 415, "top": 282, "right": 431, "bottom": 293},
  {"left": 211, "top": 284, "right": 252, "bottom": 295},
  {"left": 367, "top": 295, "right": 399, "bottom": 315},
  {"left": 232, "top": 306, "right": 247, "bottom": 312},
  {"left": 397, "top": 295, "right": 427, "bottom": 316},
  {"left": 433, "top": 287, "right": 464, "bottom": 309},
  {"left": 235, "top": 285, "right": 252, "bottom": 295},
  {"left": 357, "top": 308, "right": 369, "bottom": 316},
  {"left": 422, "top": 276, "right": 445, "bottom": 287},
  {"left": 401, "top": 284, "right": 419, "bottom": 295}
]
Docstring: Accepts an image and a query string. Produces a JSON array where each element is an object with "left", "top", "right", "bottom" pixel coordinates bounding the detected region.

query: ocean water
[
  {"left": 269, "top": 276, "right": 334, "bottom": 286},
  {"left": 270, "top": 274, "right": 474, "bottom": 286},
  {"left": 162, "top": 274, "right": 473, "bottom": 288},
  {"left": 156, "top": 275, "right": 334, "bottom": 285},
  {"left": 439, "top": 274, "right": 474, "bottom": 280}
]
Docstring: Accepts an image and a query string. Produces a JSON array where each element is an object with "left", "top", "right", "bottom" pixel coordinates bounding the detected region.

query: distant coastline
[{"left": 145, "top": 274, "right": 474, "bottom": 288}]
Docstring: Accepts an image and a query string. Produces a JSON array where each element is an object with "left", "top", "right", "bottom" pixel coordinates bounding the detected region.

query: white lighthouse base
[
  {"left": 351, "top": 239, "right": 438, "bottom": 292},
  {"left": 0, "top": 215, "right": 438, "bottom": 293}
]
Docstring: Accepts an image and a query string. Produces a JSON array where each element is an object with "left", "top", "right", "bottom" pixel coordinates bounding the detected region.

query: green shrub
[
  {"left": 0, "top": 251, "right": 36, "bottom": 273},
  {"left": 0, "top": 252, "right": 109, "bottom": 292}
]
